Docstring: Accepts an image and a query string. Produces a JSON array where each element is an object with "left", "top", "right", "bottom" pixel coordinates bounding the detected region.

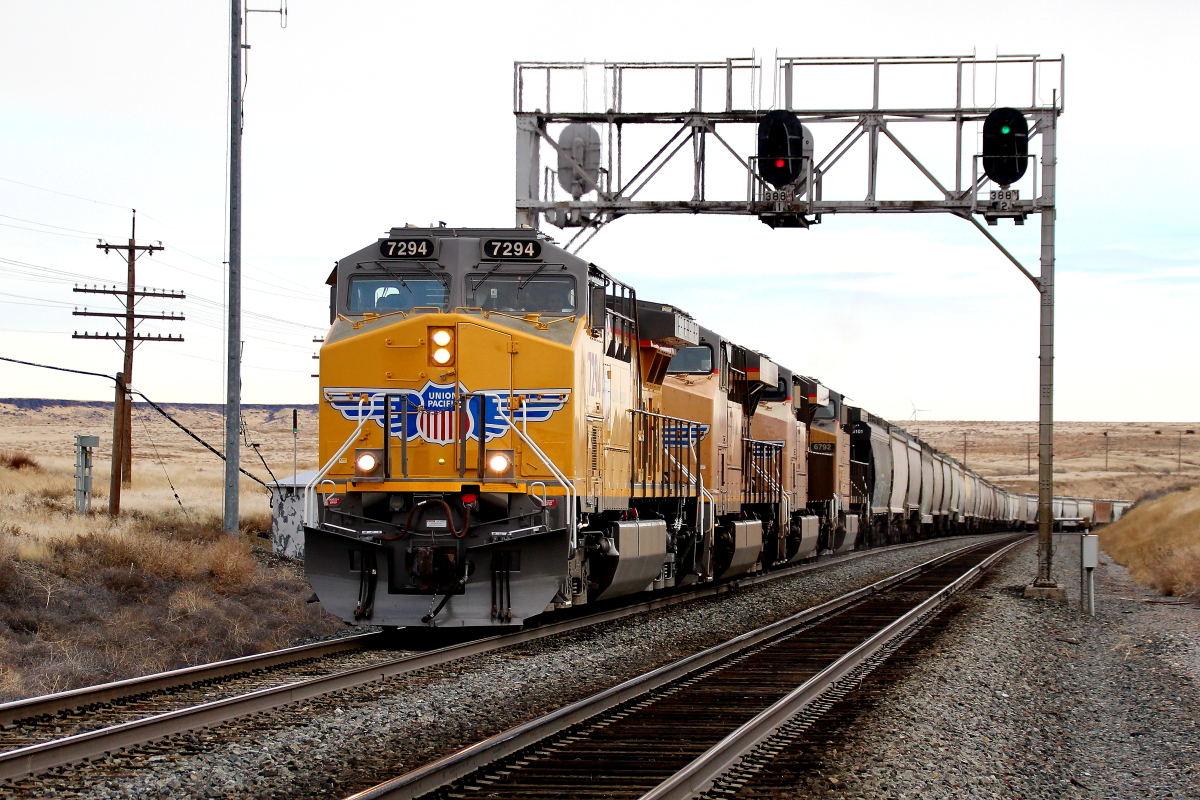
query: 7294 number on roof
[
  {"left": 379, "top": 238, "right": 434, "bottom": 259},
  {"left": 483, "top": 239, "right": 541, "bottom": 260}
]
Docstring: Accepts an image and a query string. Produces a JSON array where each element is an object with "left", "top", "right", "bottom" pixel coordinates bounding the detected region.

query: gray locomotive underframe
[{"left": 514, "top": 54, "right": 1065, "bottom": 590}]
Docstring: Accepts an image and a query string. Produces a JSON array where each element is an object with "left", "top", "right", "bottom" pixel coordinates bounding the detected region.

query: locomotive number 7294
[
  {"left": 379, "top": 239, "right": 434, "bottom": 258},
  {"left": 483, "top": 239, "right": 541, "bottom": 260}
]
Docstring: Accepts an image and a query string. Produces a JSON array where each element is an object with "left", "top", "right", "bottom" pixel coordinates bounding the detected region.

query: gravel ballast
[
  {"left": 10, "top": 536, "right": 995, "bottom": 799},
  {"left": 739, "top": 534, "right": 1200, "bottom": 799}
]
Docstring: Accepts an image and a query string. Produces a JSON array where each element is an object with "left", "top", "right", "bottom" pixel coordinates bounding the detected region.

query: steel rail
[
  {"left": 0, "top": 533, "right": 1012, "bottom": 782},
  {"left": 641, "top": 535, "right": 1028, "bottom": 800},
  {"left": 0, "top": 531, "right": 988, "bottom": 729},
  {"left": 340, "top": 535, "right": 1026, "bottom": 800},
  {"left": 0, "top": 632, "right": 380, "bottom": 728}
]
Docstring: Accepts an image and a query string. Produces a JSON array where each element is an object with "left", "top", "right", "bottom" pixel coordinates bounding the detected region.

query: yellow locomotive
[{"left": 304, "top": 226, "right": 822, "bottom": 628}]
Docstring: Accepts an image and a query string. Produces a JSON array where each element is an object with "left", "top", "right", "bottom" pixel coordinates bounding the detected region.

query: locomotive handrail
[
  {"left": 304, "top": 395, "right": 369, "bottom": 527},
  {"left": 663, "top": 445, "right": 713, "bottom": 543},
  {"left": 630, "top": 409, "right": 704, "bottom": 499},
  {"left": 508, "top": 423, "right": 577, "bottom": 554}
]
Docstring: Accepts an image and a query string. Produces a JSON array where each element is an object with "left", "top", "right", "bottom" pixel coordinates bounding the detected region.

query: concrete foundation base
[{"left": 1024, "top": 584, "right": 1067, "bottom": 602}]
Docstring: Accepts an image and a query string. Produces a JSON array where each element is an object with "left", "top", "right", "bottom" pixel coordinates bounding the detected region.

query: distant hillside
[
  {"left": 0, "top": 399, "right": 318, "bottom": 413},
  {"left": 0, "top": 399, "right": 320, "bottom": 433}
]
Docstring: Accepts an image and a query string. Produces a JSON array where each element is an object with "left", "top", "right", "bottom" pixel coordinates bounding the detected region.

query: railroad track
[
  {"left": 342, "top": 535, "right": 1026, "bottom": 800},
  {"left": 0, "top": 534, "right": 1007, "bottom": 784}
]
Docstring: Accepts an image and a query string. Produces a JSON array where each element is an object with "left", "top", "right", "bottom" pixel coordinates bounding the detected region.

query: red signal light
[{"left": 774, "top": 158, "right": 786, "bottom": 168}]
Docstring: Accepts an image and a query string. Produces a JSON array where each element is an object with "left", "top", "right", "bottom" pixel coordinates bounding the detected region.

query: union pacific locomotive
[{"left": 303, "top": 227, "right": 1120, "bottom": 628}]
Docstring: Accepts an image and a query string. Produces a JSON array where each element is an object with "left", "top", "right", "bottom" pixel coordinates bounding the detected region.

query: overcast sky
[{"left": 0, "top": 1, "right": 1196, "bottom": 422}]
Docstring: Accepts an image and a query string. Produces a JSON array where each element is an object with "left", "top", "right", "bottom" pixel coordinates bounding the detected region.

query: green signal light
[{"left": 1000, "top": 125, "right": 1012, "bottom": 135}]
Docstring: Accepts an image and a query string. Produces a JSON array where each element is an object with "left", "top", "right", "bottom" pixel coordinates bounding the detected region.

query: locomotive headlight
[
  {"left": 484, "top": 449, "right": 515, "bottom": 480},
  {"left": 354, "top": 448, "right": 385, "bottom": 480},
  {"left": 428, "top": 327, "right": 455, "bottom": 367}
]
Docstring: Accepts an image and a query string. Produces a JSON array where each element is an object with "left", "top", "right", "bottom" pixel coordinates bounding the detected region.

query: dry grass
[
  {"left": 0, "top": 437, "right": 343, "bottom": 701},
  {"left": 1099, "top": 486, "right": 1200, "bottom": 599},
  {"left": 0, "top": 451, "right": 40, "bottom": 471}
]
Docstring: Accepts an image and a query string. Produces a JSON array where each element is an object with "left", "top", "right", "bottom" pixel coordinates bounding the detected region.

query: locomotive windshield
[
  {"left": 468, "top": 274, "right": 575, "bottom": 314},
  {"left": 667, "top": 345, "right": 713, "bottom": 374},
  {"left": 348, "top": 275, "right": 449, "bottom": 313}
]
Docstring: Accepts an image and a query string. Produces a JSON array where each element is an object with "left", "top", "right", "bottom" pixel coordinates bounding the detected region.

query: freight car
[{"left": 302, "top": 227, "right": 1107, "bottom": 629}]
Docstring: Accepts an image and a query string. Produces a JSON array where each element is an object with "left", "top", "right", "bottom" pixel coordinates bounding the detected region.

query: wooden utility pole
[
  {"left": 226, "top": 0, "right": 244, "bottom": 536},
  {"left": 73, "top": 211, "right": 183, "bottom": 497},
  {"left": 109, "top": 372, "right": 125, "bottom": 516}
]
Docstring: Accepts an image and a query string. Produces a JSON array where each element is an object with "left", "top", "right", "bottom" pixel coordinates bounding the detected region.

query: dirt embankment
[
  {"left": 1099, "top": 486, "right": 1200, "bottom": 600},
  {"left": 0, "top": 450, "right": 343, "bottom": 701}
]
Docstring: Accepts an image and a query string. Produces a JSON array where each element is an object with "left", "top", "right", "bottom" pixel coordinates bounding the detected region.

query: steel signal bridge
[{"left": 514, "top": 54, "right": 1066, "bottom": 595}]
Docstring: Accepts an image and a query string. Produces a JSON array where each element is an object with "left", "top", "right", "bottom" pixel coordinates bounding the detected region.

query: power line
[
  {"left": 0, "top": 256, "right": 326, "bottom": 332},
  {"left": 0, "top": 354, "right": 269, "bottom": 488},
  {"left": 0, "top": 221, "right": 105, "bottom": 240},
  {"left": 0, "top": 179, "right": 325, "bottom": 300},
  {"left": 0, "top": 175, "right": 131, "bottom": 210},
  {"left": 80, "top": 212, "right": 182, "bottom": 494},
  {"left": 0, "top": 213, "right": 110, "bottom": 236}
]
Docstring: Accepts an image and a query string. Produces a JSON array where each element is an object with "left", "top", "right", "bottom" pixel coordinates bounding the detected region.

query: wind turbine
[{"left": 909, "top": 397, "right": 931, "bottom": 437}]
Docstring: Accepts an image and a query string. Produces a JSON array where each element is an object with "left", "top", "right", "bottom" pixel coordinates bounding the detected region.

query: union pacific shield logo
[
  {"left": 324, "top": 382, "right": 570, "bottom": 445},
  {"left": 412, "top": 383, "right": 458, "bottom": 445}
]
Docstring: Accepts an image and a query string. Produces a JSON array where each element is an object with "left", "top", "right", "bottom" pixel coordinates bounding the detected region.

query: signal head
[
  {"left": 982, "top": 108, "right": 1029, "bottom": 187},
  {"left": 757, "top": 110, "right": 810, "bottom": 189}
]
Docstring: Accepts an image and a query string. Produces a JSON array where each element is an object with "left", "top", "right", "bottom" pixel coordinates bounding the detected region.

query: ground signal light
[
  {"left": 982, "top": 108, "right": 1029, "bottom": 187},
  {"left": 757, "top": 110, "right": 808, "bottom": 189}
]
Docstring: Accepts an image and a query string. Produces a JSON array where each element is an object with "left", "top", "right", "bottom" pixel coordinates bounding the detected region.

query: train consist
[{"left": 303, "top": 227, "right": 1127, "bottom": 628}]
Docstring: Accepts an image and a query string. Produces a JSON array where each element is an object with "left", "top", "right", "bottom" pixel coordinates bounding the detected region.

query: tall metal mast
[
  {"left": 225, "top": 0, "right": 243, "bottom": 536},
  {"left": 1034, "top": 110, "right": 1057, "bottom": 588}
]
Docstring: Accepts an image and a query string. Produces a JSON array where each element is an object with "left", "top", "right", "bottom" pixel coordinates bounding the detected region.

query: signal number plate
[
  {"left": 988, "top": 189, "right": 1019, "bottom": 210},
  {"left": 380, "top": 238, "right": 434, "bottom": 259},
  {"left": 483, "top": 239, "right": 542, "bottom": 260}
]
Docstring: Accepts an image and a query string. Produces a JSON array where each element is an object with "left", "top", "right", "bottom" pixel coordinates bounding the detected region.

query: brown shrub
[
  {"left": 240, "top": 511, "right": 273, "bottom": 539},
  {"left": 0, "top": 451, "right": 40, "bottom": 471},
  {"left": 203, "top": 535, "right": 257, "bottom": 595},
  {"left": 0, "top": 511, "right": 344, "bottom": 701},
  {"left": 0, "top": 555, "right": 18, "bottom": 594},
  {"left": 1100, "top": 486, "right": 1200, "bottom": 598},
  {"left": 98, "top": 566, "right": 153, "bottom": 599},
  {"left": 15, "top": 541, "right": 50, "bottom": 563}
]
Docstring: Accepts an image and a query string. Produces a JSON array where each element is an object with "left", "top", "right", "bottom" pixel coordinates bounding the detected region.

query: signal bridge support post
[{"left": 1030, "top": 110, "right": 1064, "bottom": 597}]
